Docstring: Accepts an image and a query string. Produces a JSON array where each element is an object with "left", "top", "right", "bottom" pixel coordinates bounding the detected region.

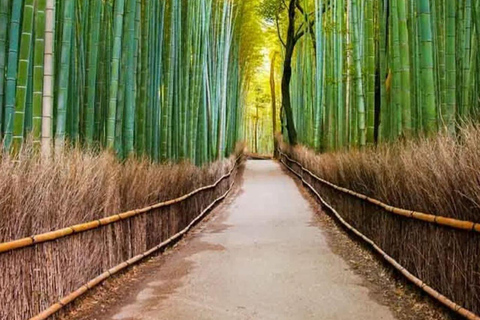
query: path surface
[{"left": 102, "top": 161, "right": 396, "bottom": 320}]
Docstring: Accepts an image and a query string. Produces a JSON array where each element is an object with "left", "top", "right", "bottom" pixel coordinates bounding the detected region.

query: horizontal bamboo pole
[
  {"left": 278, "top": 151, "right": 480, "bottom": 233},
  {"left": 29, "top": 171, "right": 237, "bottom": 320},
  {"left": 280, "top": 158, "right": 480, "bottom": 320},
  {"left": 0, "top": 155, "right": 243, "bottom": 254}
]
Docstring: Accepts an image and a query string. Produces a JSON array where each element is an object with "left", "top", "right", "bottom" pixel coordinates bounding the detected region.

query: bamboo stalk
[
  {"left": 11, "top": 0, "right": 35, "bottom": 153},
  {"left": 0, "top": 0, "right": 9, "bottom": 134},
  {"left": 54, "top": 0, "right": 75, "bottom": 151},
  {"left": 106, "top": 0, "right": 125, "bottom": 150},
  {"left": 3, "top": 0, "right": 24, "bottom": 150},
  {"left": 41, "top": 0, "right": 54, "bottom": 157}
]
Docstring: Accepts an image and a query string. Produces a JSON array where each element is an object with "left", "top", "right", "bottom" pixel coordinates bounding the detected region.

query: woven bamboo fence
[
  {"left": 279, "top": 150, "right": 480, "bottom": 320},
  {"left": 0, "top": 156, "right": 242, "bottom": 320}
]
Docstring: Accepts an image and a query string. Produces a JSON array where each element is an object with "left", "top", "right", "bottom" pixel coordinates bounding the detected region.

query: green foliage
[
  {"left": 283, "top": 0, "right": 480, "bottom": 151},
  {"left": 0, "top": 0, "right": 248, "bottom": 164},
  {"left": 258, "top": 0, "right": 284, "bottom": 22}
]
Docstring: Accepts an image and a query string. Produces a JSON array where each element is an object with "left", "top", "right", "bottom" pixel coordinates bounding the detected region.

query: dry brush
[
  {"left": 0, "top": 144, "right": 244, "bottom": 319},
  {"left": 280, "top": 126, "right": 480, "bottom": 316}
]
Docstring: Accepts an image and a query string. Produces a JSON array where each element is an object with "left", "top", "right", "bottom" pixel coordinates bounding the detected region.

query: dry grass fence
[
  {"left": 0, "top": 145, "right": 243, "bottom": 320},
  {"left": 279, "top": 127, "right": 480, "bottom": 318}
]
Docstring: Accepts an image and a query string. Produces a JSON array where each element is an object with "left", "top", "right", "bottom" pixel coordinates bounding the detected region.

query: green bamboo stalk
[
  {"left": 145, "top": 0, "right": 154, "bottom": 158},
  {"left": 122, "top": 0, "right": 137, "bottom": 156},
  {"left": 313, "top": 0, "right": 324, "bottom": 151},
  {"left": 365, "top": 0, "right": 375, "bottom": 144},
  {"left": 0, "top": 0, "right": 9, "bottom": 135},
  {"left": 136, "top": 0, "right": 149, "bottom": 155},
  {"left": 132, "top": 0, "right": 141, "bottom": 154},
  {"left": 24, "top": 28, "right": 34, "bottom": 134},
  {"left": 54, "top": 0, "right": 75, "bottom": 151},
  {"left": 391, "top": 0, "right": 401, "bottom": 138},
  {"left": 114, "top": 0, "right": 132, "bottom": 157},
  {"left": 350, "top": 0, "right": 366, "bottom": 146},
  {"left": 397, "top": 0, "right": 412, "bottom": 136},
  {"left": 3, "top": 0, "right": 23, "bottom": 150},
  {"left": 11, "top": 0, "right": 34, "bottom": 153},
  {"left": 418, "top": 0, "right": 437, "bottom": 135},
  {"left": 444, "top": 0, "right": 456, "bottom": 132},
  {"left": 461, "top": 0, "right": 472, "bottom": 121},
  {"left": 32, "top": 0, "right": 47, "bottom": 149},
  {"left": 217, "top": 1, "right": 233, "bottom": 159},
  {"left": 84, "top": 0, "right": 102, "bottom": 146},
  {"left": 106, "top": 0, "right": 125, "bottom": 149},
  {"left": 94, "top": 1, "right": 109, "bottom": 145},
  {"left": 378, "top": 0, "right": 389, "bottom": 142},
  {"left": 336, "top": 0, "right": 345, "bottom": 148}
]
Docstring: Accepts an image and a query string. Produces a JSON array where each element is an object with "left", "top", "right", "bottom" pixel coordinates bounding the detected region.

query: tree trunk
[{"left": 281, "top": 0, "right": 298, "bottom": 146}]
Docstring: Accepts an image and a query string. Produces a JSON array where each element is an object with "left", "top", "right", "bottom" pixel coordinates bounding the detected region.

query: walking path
[{"left": 98, "top": 161, "right": 396, "bottom": 320}]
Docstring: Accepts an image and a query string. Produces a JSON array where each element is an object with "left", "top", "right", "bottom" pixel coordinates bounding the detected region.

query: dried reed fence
[
  {"left": 279, "top": 135, "right": 480, "bottom": 319},
  {"left": 0, "top": 147, "right": 243, "bottom": 320}
]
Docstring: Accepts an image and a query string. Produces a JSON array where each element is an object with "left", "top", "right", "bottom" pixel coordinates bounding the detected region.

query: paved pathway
[{"left": 105, "top": 160, "right": 395, "bottom": 320}]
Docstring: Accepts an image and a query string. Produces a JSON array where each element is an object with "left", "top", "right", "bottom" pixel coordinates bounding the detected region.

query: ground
[{"left": 62, "top": 160, "right": 458, "bottom": 320}]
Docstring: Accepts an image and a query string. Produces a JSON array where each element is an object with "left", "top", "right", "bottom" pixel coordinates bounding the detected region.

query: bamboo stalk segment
[
  {"left": 390, "top": 207, "right": 413, "bottom": 218},
  {"left": 278, "top": 150, "right": 479, "bottom": 233},
  {"left": 71, "top": 221, "right": 101, "bottom": 232},
  {"left": 0, "top": 155, "right": 242, "bottom": 255},
  {"left": 33, "top": 228, "right": 74, "bottom": 243},
  {"left": 117, "top": 210, "right": 138, "bottom": 219},
  {"left": 0, "top": 237, "right": 34, "bottom": 252},
  {"left": 99, "top": 215, "right": 122, "bottom": 225},
  {"left": 280, "top": 157, "right": 480, "bottom": 320}
]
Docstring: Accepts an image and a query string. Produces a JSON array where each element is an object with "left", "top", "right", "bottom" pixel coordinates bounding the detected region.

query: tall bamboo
[
  {"left": 41, "top": 0, "right": 54, "bottom": 156},
  {"left": 418, "top": 0, "right": 437, "bottom": 134},
  {"left": 54, "top": 0, "right": 74, "bottom": 151},
  {"left": 84, "top": 0, "right": 102, "bottom": 146},
  {"left": 3, "top": 0, "right": 23, "bottom": 150},
  {"left": 12, "top": 0, "right": 35, "bottom": 153},
  {"left": 0, "top": 0, "right": 9, "bottom": 134},
  {"left": 106, "top": 0, "right": 125, "bottom": 149}
]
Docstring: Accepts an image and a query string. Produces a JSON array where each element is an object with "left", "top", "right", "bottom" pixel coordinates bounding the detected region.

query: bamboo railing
[
  {"left": 26, "top": 155, "right": 242, "bottom": 320},
  {"left": 279, "top": 150, "right": 480, "bottom": 320},
  {"left": 278, "top": 151, "right": 480, "bottom": 232},
  {"left": 0, "top": 155, "right": 243, "bottom": 254},
  {"left": 0, "top": 155, "right": 242, "bottom": 320},
  {"left": 30, "top": 182, "right": 236, "bottom": 320}
]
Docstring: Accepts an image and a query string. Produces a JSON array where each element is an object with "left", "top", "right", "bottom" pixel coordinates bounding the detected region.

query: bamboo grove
[
  {"left": 0, "top": 0, "right": 249, "bottom": 164},
  {"left": 270, "top": 0, "right": 480, "bottom": 151}
]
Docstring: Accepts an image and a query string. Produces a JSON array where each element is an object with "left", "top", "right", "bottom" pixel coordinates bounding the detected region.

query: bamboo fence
[
  {"left": 0, "top": 155, "right": 243, "bottom": 320},
  {"left": 279, "top": 150, "right": 480, "bottom": 319}
]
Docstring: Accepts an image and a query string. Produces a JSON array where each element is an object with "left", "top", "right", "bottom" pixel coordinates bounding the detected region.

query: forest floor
[{"left": 63, "top": 161, "right": 457, "bottom": 320}]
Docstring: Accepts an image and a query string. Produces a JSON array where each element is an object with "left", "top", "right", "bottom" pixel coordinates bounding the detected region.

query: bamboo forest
[
  {"left": 3, "top": 1, "right": 480, "bottom": 320},
  {"left": 0, "top": 0, "right": 246, "bottom": 164}
]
